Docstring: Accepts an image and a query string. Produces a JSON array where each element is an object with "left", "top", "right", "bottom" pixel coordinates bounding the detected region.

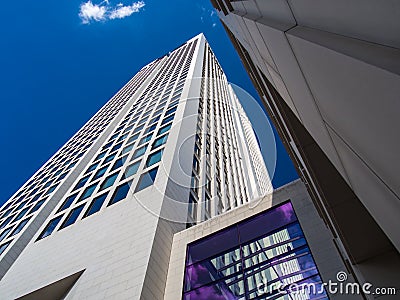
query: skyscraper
[
  {"left": 0, "top": 34, "right": 272, "bottom": 299},
  {"left": 209, "top": 0, "right": 400, "bottom": 289}
]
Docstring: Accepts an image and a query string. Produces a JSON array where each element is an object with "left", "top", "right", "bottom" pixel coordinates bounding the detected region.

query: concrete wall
[{"left": 213, "top": 0, "right": 400, "bottom": 292}]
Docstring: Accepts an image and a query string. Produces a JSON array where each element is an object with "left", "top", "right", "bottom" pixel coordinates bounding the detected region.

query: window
[
  {"left": 58, "top": 194, "right": 78, "bottom": 213},
  {"left": 0, "top": 216, "right": 13, "bottom": 229},
  {"left": 45, "top": 185, "right": 57, "bottom": 196},
  {"left": 138, "top": 133, "right": 153, "bottom": 145},
  {"left": 0, "top": 228, "right": 11, "bottom": 243},
  {"left": 122, "top": 144, "right": 134, "bottom": 154},
  {"left": 16, "top": 200, "right": 28, "bottom": 211},
  {"left": 146, "top": 149, "right": 164, "bottom": 167},
  {"left": 79, "top": 183, "right": 97, "bottom": 201},
  {"left": 132, "top": 145, "right": 147, "bottom": 160},
  {"left": 117, "top": 133, "right": 129, "bottom": 142},
  {"left": 191, "top": 174, "right": 199, "bottom": 195},
  {"left": 161, "top": 114, "right": 174, "bottom": 125},
  {"left": 57, "top": 172, "right": 68, "bottom": 182},
  {"left": 102, "top": 141, "right": 113, "bottom": 150},
  {"left": 152, "top": 134, "right": 168, "bottom": 150},
  {"left": 30, "top": 199, "right": 45, "bottom": 214},
  {"left": 10, "top": 218, "right": 30, "bottom": 237},
  {"left": 110, "top": 142, "right": 123, "bottom": 153},
  {"left": 92, "top": 165, "right": 108, "bottom": 181},
  {"left": 83, "top": 193, "right": 108, "bottom": 218},
  {"left": 85, "top": 162, "right": 99, "bottom": 174},
  {"left": 111, "top": 155, "right": 128, "bottom": 171},
  {"left": 144, "top": 123, "right": 157, "bottom": 134},
  {"left": 135, "top": 167, "right": 158, "bottom": 192},
  {"left": 132, "top": 124, "right": 144, "bottom": 134},
  {"left": 59, "top": 205, "right": 85, "bottom": 230},
  {"left": 14, "top": 208, "right": 29, "bottom": 222},
  {"left": 0, "top": 242, "right": 10, "bottom": 255},
  {"left": 158, "top": 124, "right": 172, "bottom": 136},
  {"left": 103, "top": 153, "right": 116, "bottom": 164},
  {"left": 188, "top": 194, "right": 197, "bottom": 220},
  {"left": 37, "top": 216, "right": 63, "bottom": 240},
  {"left": 193, "top": 157, "right": 200, "bottom": 173},
  {"left": 127, "top": 133, "right": 139, "bottom": 145},
  {"left": 99, "top": 173, "right": 119, "bottom": 191},
  {"left": 149, "top": 115, "right": 160, "bottom": 125},
  {"left": 123, "top": 160, "right": 141, "bottom": 179},
  {"left": 73, "top": 175, "right": 90, "bottom": 190},
  {"left": 108, "top": 181, "right": 132, "bottom": 206},
  {"left": 165, "top": 106, "right": 177, "bottom": 116},
  {"left": 182, "top": 202, "right": 326, "bottom": 300}
]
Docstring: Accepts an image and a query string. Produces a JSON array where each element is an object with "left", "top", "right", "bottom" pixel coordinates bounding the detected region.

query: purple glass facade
[{"left": 183, "top": 201, "right": 328, "bottom": 300}]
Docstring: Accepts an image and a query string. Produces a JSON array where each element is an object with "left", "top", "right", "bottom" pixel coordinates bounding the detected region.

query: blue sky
[{"left": 0, "top": 0, "right": 297, "bottom": 205}]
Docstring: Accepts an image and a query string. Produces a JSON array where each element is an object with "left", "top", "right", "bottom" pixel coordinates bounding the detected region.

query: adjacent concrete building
[
  {"left": 209, "top": 0, "right": 400, "bottom": 291},
  {"left": 165, "top": 179, "right": 355, "bottom": 300},
  {"left": 0, "top": 34, "right": 273, "bottom": 299}
]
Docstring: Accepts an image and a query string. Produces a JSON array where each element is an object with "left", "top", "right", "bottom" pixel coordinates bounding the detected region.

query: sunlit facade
[{"left": 0, "top": 34, "right": 272, "bottom": 299}]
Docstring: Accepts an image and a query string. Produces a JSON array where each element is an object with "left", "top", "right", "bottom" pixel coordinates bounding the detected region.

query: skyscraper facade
[
  {"left": 0, "top": 34, "right": 272, "bottom": 299},
  {"left": 209, "top": 0, "right": 400, "bottom": 289}
]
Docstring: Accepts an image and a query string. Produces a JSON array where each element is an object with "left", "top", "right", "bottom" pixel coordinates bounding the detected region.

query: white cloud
[
  {"left": 79, "top": 0, "right": 145, "bottom": 24},
  {"left": 79, "top": 1, "right": 107, "bottom": 24},
  {"left": 109, "top": 1, "right": 145, "bottom": 19}
]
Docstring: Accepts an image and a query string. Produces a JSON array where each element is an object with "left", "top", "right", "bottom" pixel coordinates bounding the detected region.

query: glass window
[
  {"left": 127, "top": 133, "right": 139, "bottom": 145},
  {"left": 58, "top": 193, "right": 78, "bottom": 213},
  {"left": 79, "top": 183, "right": 97, "bottom": 201},
  {"left": 188, "top": 194, "right": 197, "bottom": 220},
  {"left": 0, "top": 228, "right": 12, "bottom": 243},
  {"left": 110, "top": 142, "right": 123, "bottom": 153},
  {"left": 138, "top": 133, "right": 153, "bottom": 146},
  {"left": 57, "top": 172, "right": 68, "bottom": 182},
  {"left": 149, "top": 115, "right": 160, "bottom": 125},
  {"left": 108, "top": 181, "right": 132, "bottom": 206},
  {"left": 73, "top": 175, "right": 90, "bottom": 190},
  {"left": 123, "top": 160, "right": 141, "bottom": 179},
  {"left": 85, "top": 162, "right": 99, "bottom": 174},
  {"left": 161, "top": 114, "right": 174, "bottom": 125},
  {"left": 145, "top": 123, "right": 158, "bottom": 133},
  {"left": 102, "top": 141, "right": 113, "bottom": 150},
  {"left": 95, "top": 151, "right": 107, "bottom": 162},
  {"left": 135, "top": 167, "right": 158, "bottom": 192},
  {"left": 10, "top": 218, "right": 30, "bottom": 237},
  {"left": 122, "top": 144, "right": 134, "bottom": 154},
  {"left": 59, "top": 205, "right": 85, "bottom": 229},
  {"left": 0, "top": 216, "right": 13, "bottom": 229},
  {"left": 14, "top": 208, "right": 29, "bottom": 222},
  {"left": 152, "top": 134, "right": 168, "bottom": 150},
  {"left": 167, "top": 100, "right": 179, "bottom": 109},
  {"left": 92, "top": 165, "right": 108, "bottom": 181},
  {"left": 103, "top": 153, "right": 116, "bottom": 164},
  {"left": 16, "top": 200, "right": 28, "bottom": 211},
  {"left": 100, "top": 173, "right": 119, "bottom": 191},
  {"left": 146, "top": 149, "right": 164, "bottom": 167},
  {"left": 182, "top": 202, "right": 327, "bottom": 300},
  {"left": 45, "top": 185, "right": 57, "bottom": 196},
  {"left": 132, "top": 124, "right": 144, "bottom": 134},
  {"left": 111, "top": 155, "right": 128, "bottom": 171},
  {"left": 117, "top": 133, "right": 129, "bottom": 142},
  {"left": 83, "top": 193, "right": 108, "bottom": 218},
  {"left": 165, "top": 106, "right": 177, "bottom": 116},
  {"left": 0, "top": 242, "right": 11, "bottom": 255},
  {"left": 37, "top": 216, "right": 63, "bottom": 240},
  {"left": 158, "top": 124, "right": 172, "bottom": 136},
  {"left": 29, "top": 199, "right": 45, "bottom": 214},
  {"left": 132, "top": 145, "right": 147, "bottom": 160}
]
